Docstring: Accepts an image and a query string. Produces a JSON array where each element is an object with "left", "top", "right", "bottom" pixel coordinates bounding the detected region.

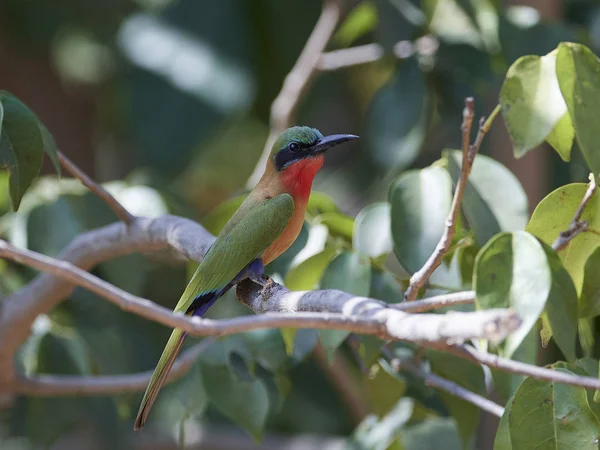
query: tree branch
[
  {"left": 393, "top": 291, "right": 475, "bottom": 313},
  {"left": 0, "top": 239, "right": 520, "bottom": 345},
  {"left": 247, "top": 0, "right": 344, "bottom": 187},
  {"left": 382, "top": 347, "right": 504, "bottom": 418},
  {"left": 11, "top": 340, "right": 213, "bottom": 396},
  {"left": 404, "top": 101, "right": 501, "bottom": 301},
  {"left": 448, "top": 344, "right": 600, "bottom": 391},
  {"left": 0, "top": 215, "right": 215, "bottom": 387},
  {"left": 58, "top": 152, "right": 135, "bottom": 225},
  {"left": 316, "top": 36, "right": 439, "bottom": 71},
  {"left": 552, "top": 174, "right": 597, "bottom": 251}
]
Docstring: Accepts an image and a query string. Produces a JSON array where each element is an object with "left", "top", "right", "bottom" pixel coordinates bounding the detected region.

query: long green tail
[{"left": 134, "top": 327, "right": 186, "bottom": 430}]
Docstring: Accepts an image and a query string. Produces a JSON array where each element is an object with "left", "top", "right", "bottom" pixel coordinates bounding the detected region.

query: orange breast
[
  {"left": 259, "top": 155, "right": 323, "bottom": 266},
  {"left": 261, "top": 197, "right": 307, "bottom": 265}
]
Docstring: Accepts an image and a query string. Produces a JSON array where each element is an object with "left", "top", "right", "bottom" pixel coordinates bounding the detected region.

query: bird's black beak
[{"left": 311, "top": 134, "right": 359, "bottom": 154}]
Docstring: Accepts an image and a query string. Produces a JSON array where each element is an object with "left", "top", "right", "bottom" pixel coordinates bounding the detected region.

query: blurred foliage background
[{"left": 1, "top": 0, "right": 599, "bottom": 448}]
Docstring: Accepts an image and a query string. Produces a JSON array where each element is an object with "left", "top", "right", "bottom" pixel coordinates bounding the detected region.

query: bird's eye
[{"left": 288, "top": 142, "right": 300, "bottom": 152}]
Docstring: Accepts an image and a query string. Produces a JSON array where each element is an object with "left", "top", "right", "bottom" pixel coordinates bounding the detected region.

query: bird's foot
[{"left": 249, "top": 273, "right": 275, "bottom": 293}]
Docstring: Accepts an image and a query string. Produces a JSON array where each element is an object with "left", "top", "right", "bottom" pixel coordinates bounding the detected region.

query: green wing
[{"left": 173, "top": 193, "right": 295, "bottom": 312}]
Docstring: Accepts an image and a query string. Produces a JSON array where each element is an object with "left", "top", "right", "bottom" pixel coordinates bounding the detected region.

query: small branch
[
  {"left": 404, "top": 100, "right": 499, "bottom": 301},
  {"left": 552, "top": 174, "right": 597, "bottom": 251},
  {"left": 58, "top": 151, "right": 135, "bottom": 225},
  {"left": 12, "top": 340, "right": 213, "bottom": 395},
  {"left": 382, "top": 348, "right": 504, "bottom": 418},
  {"left": 393, "top": 291, "right": 475, "bottom": 313},
  {"left": 448, "top": 344, "right": 600, "bottom": 391},
  {"left": 246, "top": 0, "right": 344, "bottom": 187},
  {"left": 316, "top": 35, "right": 439, "bottom": 71},
  {"left": 313, "top": 343, "right": 370, "bottom": 424}
]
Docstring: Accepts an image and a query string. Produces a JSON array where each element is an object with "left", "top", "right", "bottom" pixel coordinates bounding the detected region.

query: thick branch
[
  {"left": 0, "top": 215, "right": 215, "bottom": 385},
  {"left": 12, "top": 340, "right": 213, "bottom": 396},
  {"left": 552, "top": 174, "right": 597, "bottom": 251},
  {"left": 404, "top": 101, "right": 500, "bottom": 301},
  {"left": 58, "top": 152, "right": 135, "bottom": 225},
  {"left": 0, "top": 239, "right": 520, "bottom": 345},
  {"left": 247, "top": 0, "right": 344, "bottom": 187}
]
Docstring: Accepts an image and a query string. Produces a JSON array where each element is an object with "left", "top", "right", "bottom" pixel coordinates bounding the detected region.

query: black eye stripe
[{"left": 274, "top": 138, "right": 321, "bottom": 171}]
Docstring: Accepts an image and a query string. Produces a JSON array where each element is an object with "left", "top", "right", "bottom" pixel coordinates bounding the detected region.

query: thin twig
[
  {"left": 246, "top": 0, "right": 344, "bottom": 187},
  {"left": 552, "top": 174, "right": 597, "bottom": 251},
  {"left": 448, "top": 344, "right": 600, "bottom": 391},
  {"left": 58, "top": 152, "right": 135, "bottom": 225},
  {"left": 404, "top": 101, "right": 500, "bottom": 301},
  {"left": 393, "top": 291, "right": 475, "bottom": 313},
  {"left": 382, "top": 347, "right": 504, "bottom": 417},
  {"left": 12, "top": 339, "right": 213, "bottom": 395}
]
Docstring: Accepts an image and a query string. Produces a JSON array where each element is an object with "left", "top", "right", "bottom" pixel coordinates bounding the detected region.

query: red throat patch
[{"left": 280, "top": 156, "right": 324, "bottom": 201}]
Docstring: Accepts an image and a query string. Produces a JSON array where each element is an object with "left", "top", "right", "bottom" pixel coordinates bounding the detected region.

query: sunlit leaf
[
  {"left": 334, "top": 1, "right": 378, "bottom": 47},
  {"left": 445, "top": 150, "right": 528, "bottom": 247},
  {"left": 317, "top": 211, "right": 354, "bottom": 240},
  {"left": 474, "top": 232, "right": 555, "bottom": 358},
  {"left": 526, "top": 183, "right": 600, "bottom": 292},
  {"left": 201, "top": 194, "right": 247, "bottom": 235},
  {"left": 500, "top": 52, "right": 573, "bottom": 159},
  {"left": 354, "top": 202, "right": 393, "bottom": 260},
  {"left": 556, "top": 43, "right": 600, "bottom": 177}
]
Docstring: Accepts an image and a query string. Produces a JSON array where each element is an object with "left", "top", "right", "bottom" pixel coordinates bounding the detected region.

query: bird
[{"left": 134, "top": 126, "right": 358, "bottom": 430}]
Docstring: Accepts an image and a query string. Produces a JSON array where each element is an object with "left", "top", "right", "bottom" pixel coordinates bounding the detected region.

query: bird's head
[{"left": 271, "top": 126, "right": 359, "bottom": 172}]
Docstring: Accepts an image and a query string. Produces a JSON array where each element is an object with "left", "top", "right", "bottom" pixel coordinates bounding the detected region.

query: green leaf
[
  {"left": 556, "top": 43, "right": 600, "bottom": 177},
  {"left": 318, "top": 251, "right": 371, "bottom": 358},
  {"left": 318, "top": 211, "right": 355, "bottom": 240},
  {"left": 39, "top": 124, "right": 61, "bottom": 177},
  {"left": 307, "top": 191, "right": 339, "bottom": 216},
  {"left": 370, "top": 268, "right": 403, "bottom": 304},
  {"left": 284, "top": 246, "right": 338, "bottom": 291},
  {"left": 353, "top": 202, "right": 393, "bottom": 260},
  {"left": 398, "top": 418, "right": 462, "bottom": 450},
  {"left": 365, "top": 57, "right": 430, "bottom": 172},
  {"left": 493, "top": 396, "right": 514, "bottom": 450},
  {"left": 579, "top": 247, "right": 600, "bottom": 317},
  {"left": 0, "top": 92, "right": 45, "bottom": 210},
  {"left": 200, "top": 362, "right": 269, "bottom": 440},
  {"left": 474, "top": 232, "right": 552, "bottom": 358},
  {"left": 538, "top": 242, "right": 578, "bottom": 362},
  {"left": 334, "top": 0, "right": 378, "bottom": 47},
  {"left": 500, "top": 52, "right": 572, "bottom": 159},
  {"left": 526, "top": 183, "right": 600, "bottom": 292},
  {"left": 425, "top": 349, "right": 485, "bottom": 447},
  {"left": 508, "top": 370, "right": 600, "bottom": 449},
  {"left": 390, "top": 166, "right": 452, "bottom": 274},
  {"left": 546, "top": 110, "right": 575, "bottom": 161},
  {"left": 364, "top": 362, "right": 407, "bottom": 417},
  {"left": 347, "top": 399, "right": 414, "bottom": 450},
  {"left": 445, "top": 150, "right": 528, "bottom": 247}
]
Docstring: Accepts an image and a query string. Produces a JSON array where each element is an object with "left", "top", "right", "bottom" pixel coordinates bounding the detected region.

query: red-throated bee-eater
[{"left": 134, "top": 126, "right": 358, "bottom": 430}]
